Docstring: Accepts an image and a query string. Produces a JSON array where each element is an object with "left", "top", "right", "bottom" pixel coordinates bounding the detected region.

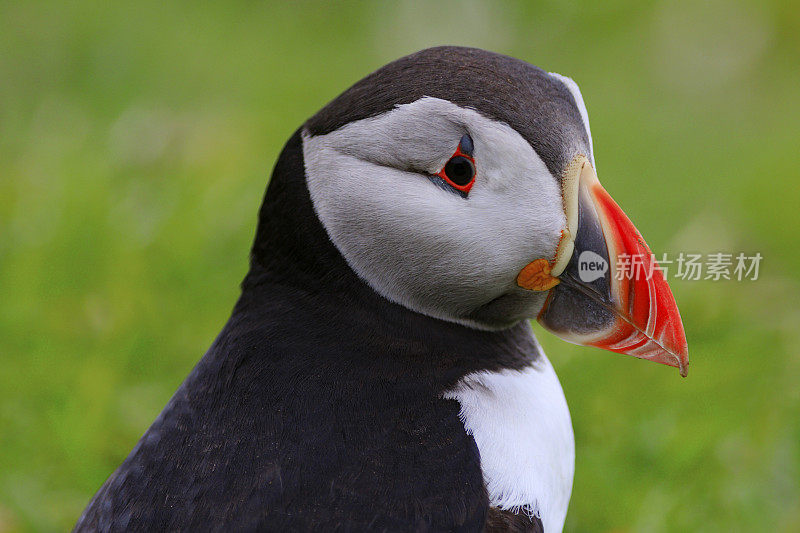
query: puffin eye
[
  {"left": 431, "top": 135, "right": 477, "bottom": 196},
  {"left": 444, "top": 156, "right": 475, "bottom": 186}
]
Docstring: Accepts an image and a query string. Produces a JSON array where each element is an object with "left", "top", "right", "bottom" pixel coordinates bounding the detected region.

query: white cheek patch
[
  {"left": 311, "top": 100, "right": 462, "bottom": 175},
  {"left": 444, "top": 349, "right": 574, "bottom": 533},
  {"left": 302, "top": 97, "right": 566, "bottom": 328}
]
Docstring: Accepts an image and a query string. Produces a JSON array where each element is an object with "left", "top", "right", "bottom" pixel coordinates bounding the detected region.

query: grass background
[{"left": 1, "top": 1, "right": 799, "bottom": 531}]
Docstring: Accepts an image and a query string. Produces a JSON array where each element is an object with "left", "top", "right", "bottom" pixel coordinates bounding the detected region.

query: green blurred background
[{"left": 1, "top": 1, "right": 799, "bottom": 531}]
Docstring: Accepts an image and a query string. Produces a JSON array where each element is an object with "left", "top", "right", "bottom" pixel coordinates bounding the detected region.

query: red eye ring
[{"left": 435, "top": 140, "right": 476, "bottom": 194}]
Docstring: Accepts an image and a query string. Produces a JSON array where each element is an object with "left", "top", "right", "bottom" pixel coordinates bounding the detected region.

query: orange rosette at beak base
[{"left": 517, "top": 258, "right": 561, "bottom": 291}]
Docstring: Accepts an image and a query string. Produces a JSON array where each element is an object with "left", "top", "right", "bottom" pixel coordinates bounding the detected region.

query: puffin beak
[{"left": 519, "top": 155, "right": 689, "bottom": 376}]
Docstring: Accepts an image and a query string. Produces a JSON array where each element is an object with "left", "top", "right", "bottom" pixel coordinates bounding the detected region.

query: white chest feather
[{"left": 443, "top": 353, "right": 574, "bottom": 533}]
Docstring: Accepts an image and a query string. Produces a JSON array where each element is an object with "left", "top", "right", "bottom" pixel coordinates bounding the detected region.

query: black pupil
[{"left": 444, "top": 156, "right": 474, "bottom": 186}]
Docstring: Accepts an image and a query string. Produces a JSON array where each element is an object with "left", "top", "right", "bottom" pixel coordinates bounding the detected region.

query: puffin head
[{"left": 300, "top": 46, "right": 688, "bottom": 375}]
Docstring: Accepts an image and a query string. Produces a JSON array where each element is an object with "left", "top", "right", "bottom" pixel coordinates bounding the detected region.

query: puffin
[{"left": 75, "top": 46, "right": 688, "bottom": 533}]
